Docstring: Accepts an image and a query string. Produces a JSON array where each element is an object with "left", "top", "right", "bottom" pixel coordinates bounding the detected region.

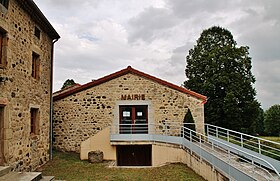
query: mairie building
[{"left": 53, "top": 66, "right": 207, "bottom": 167}]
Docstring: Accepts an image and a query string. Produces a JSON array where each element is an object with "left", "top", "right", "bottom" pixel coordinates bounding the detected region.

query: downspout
[{"left": 50, "top": 38, "right": 59, "bottom": 160}]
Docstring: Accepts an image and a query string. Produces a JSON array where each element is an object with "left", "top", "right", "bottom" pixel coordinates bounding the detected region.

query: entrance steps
[{"left": 0, "top": 166, "right": 54, "bottom": 181}]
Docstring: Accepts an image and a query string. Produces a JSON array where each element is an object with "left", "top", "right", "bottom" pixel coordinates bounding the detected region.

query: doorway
[
  {"left": 0, "top": 106, "right": 4, "bottom": 164},
  {"left": 119, "top": 105, "right": 148, "bottom": 134},
  {"left": 117, "top": 145, "right": 152, "bottom": 166}
]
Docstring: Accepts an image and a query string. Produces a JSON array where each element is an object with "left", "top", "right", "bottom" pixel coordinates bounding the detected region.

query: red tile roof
[
  {"left": 53, "top": 66, "right": 207, "bottom": 102},
  {"left": 53, "top": 83, "right": 81, "bottom": 97}
]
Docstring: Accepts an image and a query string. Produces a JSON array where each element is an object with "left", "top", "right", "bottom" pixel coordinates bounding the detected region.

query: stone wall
[
  {"left": 53, "top": 73, "right": 204, "bottom": 152},
  {"left": 0, "top": 0, "right": 54, "bottom": 171}
]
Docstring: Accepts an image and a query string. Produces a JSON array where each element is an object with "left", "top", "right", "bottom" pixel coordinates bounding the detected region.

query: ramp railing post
[
  {"left": 182, "top": 126, "right": 184, "bottom": 139},
  {"left": 258, "top": 139, "right": 261, "bottom": 154},
  {"left": 227, "top": 130, "right": 229, "bottom": 142},
  {"left": 241, "top": 134, "right": 243, "bottom": 147}
]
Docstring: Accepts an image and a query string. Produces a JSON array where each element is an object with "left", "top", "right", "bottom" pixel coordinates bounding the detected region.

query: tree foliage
[
  {"left": 61, "top": 79, "right": 76, "bottom": 90},
  {"left": 264, "top": 104, "right": 280, "bottom": 136},
  {"left": 183, "top": 109, "right": 195, "bottom": 131},
  {"left": 255, "top": 107, "right": 265, "bottom": 135},
  {"left": 184, "top": 26, "right": 260, "bottom": 133}
]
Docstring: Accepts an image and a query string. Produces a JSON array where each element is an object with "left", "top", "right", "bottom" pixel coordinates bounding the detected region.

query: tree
[
  {"left": 61, "top": 79, "right": 76, "bottom": 90},
  {"left": 264, "top": 104, "right": 280, "bottom": 136},
  {"left": 184, "top": 26, "right": 260, "bottom": 134},
  {"left": 183, "top": 109, "right": 195, "bottom": 131},
  {"left": 255, "top": 107, "right": 265, "bottom": 135}
]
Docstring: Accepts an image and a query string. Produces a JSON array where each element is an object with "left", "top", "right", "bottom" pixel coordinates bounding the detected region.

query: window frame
[
  {"left": 0, "top": 105, "right": 4, "bottom": 128},
  {"left": 0, "top": 105, "right": 4, "bottom": 161},
  {"left": 30, "top": 108, "right": 39, "bottom": 135},
  {"left": 0, "top": 33, "right": 3, "bottom": 66},
  {"left": 34, "top": 26, "right": 41, "bottom": 39},
  {"left": 31, "top": 52, "right": 40, "bottom": 80},
  {"left": 0, "top": 31, "right": 7, "bottom": 68}
]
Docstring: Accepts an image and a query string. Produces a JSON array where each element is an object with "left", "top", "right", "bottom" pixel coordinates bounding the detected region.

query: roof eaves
[
  {"left": 53, "top": 67, "right": 130, "bottom": 101},
  {"left": 16, "top": 0, "right": 60, "bottom": 40}
]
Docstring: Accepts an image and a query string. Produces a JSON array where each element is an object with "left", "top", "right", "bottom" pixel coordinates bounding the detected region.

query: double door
[{"left": 119, "top": 105, "right": 148, "bottom": 134}]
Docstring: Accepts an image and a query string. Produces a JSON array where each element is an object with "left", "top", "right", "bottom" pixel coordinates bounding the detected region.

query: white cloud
[{"left": 34, "top": 0, "right": 280, "bottom": 109}]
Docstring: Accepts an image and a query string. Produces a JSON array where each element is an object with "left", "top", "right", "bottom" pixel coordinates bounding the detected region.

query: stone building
[
  {"left": 53, "top": 66, "right": 207, "bottom": 166},
  {"left": 0, "top": 0, "right": 59, "bottom": 171}
]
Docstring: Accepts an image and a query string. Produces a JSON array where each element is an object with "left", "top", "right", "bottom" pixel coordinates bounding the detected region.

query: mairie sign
[{"left": 121, "top": 94, "right": 145, "bottom": 100}]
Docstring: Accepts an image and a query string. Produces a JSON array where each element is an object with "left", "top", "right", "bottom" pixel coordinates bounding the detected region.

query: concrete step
[
  {"left": 0, "top": 166, "right": 12, "bottom": 177},
  {"left": 0, "top": 171, "right": 42, "bottom": 181},
  {"left": 40, "top": 176, "right": 55, "bottom": 181}
]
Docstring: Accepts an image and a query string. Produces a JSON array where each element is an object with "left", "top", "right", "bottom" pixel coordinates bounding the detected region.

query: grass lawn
[
  {"left": 260, "top": 136, "right": 280, "bottom": 143},
  {"left": 37, "top": 150, "right": 205, "bottom": 181}
]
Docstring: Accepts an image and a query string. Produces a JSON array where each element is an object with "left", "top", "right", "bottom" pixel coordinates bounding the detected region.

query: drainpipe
[{"left": 50, "top": 38, "right": 59, "bottom": 160}]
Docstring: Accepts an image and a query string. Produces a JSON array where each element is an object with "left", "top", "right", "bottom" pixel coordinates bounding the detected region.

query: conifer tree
[{"left": 61, "top": 79, "right": 76, "bottom": 90}]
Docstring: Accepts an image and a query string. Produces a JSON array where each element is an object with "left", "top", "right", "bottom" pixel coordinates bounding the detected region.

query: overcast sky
[{"left": 33, "top": 0, "right": 280, "bottom": 109}]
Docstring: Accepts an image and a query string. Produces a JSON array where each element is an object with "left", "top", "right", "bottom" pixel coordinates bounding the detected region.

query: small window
[
  {"left": 34, "top": 27, "right": 40, "bottom": 39},
  {"left": 0, "top": 105, "right": 4, "bottom": 125},
  {"left": 32, "top": 52, "right": 40, "bottom": 79},
  {"left": 0, "top": 105, "right": 4, "bottom": 146},
  {"left": 0, "top": 33, "right": 3, "bottom": 66},
  {"left": 30, "top": 108, "right": 39, "bottom": 134},
  {"left": 0, "top": 0, "right": 9, "bottom": 9},
  {"left": 0, "top": 29, "right": 7, "bottom": 68}
]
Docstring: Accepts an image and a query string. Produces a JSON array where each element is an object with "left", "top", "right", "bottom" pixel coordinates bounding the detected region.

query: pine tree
[
  {"left": 61, "top": 79, "right": 76, "bottom": 90},
  {"left": 184, "top": 26, "right": 260, "bottom": 133},
  {"left": 183, "top": 109, "right": 195, "bottom": 131}
]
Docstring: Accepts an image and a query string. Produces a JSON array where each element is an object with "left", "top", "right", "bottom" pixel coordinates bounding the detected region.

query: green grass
[
  {"left": 260, "top": 136, "right": 280, "bottom": 144},
  {"left": 37, "top": 150, "right": 205, "bottom": 181}
]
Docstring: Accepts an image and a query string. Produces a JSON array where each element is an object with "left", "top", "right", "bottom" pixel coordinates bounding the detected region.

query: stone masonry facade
[
  {"left": 0, "top": 0, "right": 59, "bottom": 171},
  {"left": 53, "top": 68, "right": 205, "bottom": 153}
]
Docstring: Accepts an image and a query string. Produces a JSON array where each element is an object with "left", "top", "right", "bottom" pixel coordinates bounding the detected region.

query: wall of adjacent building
[
  {"left": 53, "top": 73, "right": 204, "bottom": 152},
  {"left": 0, "top": 0, "right": 53, "bottom": 171}
]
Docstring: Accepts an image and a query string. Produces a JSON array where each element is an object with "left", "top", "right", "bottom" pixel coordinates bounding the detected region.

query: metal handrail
[
  {"left": 183, "top": 127, "right": 279, "bottom": 180},
  {"left": 206, "top": 124, "right": 280, "bottom": 145},
  {"left": 187, "top": 124, "right": 279, "bottom": 178},
  {"left": 205, "top": 124, "right": 280, "bottom": 160},
  {"left": 110, "top": 123, "right": 280, "bottom": 180}
]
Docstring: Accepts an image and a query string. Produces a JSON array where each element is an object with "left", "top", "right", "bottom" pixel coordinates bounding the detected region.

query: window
[
  {"left": 0, "top": 105, "right": 4, "bottom": 127},
  {"left": 0, "top": 0, "right": 9, "bottom": 9},
  {"left": 0, "top": 33, "right": 3, "bottom": 66},
  {"left": 30, "top": 108, "right": 39, "bottom": 134},
  {"left": 34, "top": 27, "right": 40, "bottom": 39},
  {"left": 0, "top": 30, "right": 7, "bottom": 68},
  {"left": 32, "top": 52, "right": 40, "bottom": 79},
  {"left": 0, "top": 105, "right": 4, "bottom": 161}
]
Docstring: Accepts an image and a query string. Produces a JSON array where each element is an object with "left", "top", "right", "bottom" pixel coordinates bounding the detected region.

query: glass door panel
[
  {"left": 134, "top": 106, "right": 148, "bottom": 134},
  {"left": 119, "top": 105, "right": 148, "bottom": 134},
  {"left": 120, "top": 106, "right": 132, "bottom": 134}
]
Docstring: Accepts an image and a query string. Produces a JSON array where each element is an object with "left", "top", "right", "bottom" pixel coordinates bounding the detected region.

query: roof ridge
[{"left": 53, "top": 66, "right": 207, "bottom": 102}]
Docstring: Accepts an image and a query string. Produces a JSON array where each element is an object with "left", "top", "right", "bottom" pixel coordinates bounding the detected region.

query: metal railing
[
  {"left": 205, "top": 124, "right": 280, "bottom": 161},
  {"left": 110, "top": 123, "right": 280, "bottom": 181}
]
